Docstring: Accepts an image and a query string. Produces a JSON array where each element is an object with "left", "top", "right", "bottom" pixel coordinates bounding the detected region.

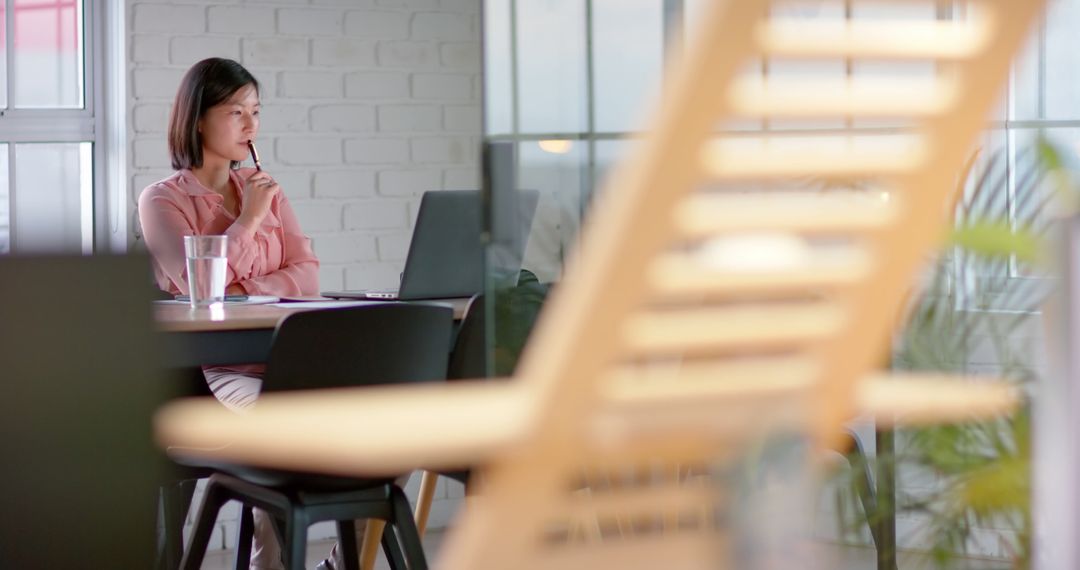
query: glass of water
[{"left": 183, "top": 235, "right": 228, "bottom": 308}]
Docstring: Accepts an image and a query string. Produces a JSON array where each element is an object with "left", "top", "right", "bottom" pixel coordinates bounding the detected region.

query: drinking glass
[{"left": 183, "top": 235, "right": 228, "bottom": 308}]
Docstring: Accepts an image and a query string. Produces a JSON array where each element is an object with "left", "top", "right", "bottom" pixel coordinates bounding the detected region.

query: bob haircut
[{"left": 168, "top": 58, "right": 259, "bottom": 171}]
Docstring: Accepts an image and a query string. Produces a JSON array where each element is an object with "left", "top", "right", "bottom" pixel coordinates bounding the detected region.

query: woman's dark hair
[{"left": 168, "top": 58, "right": 259, "bottom": 170}]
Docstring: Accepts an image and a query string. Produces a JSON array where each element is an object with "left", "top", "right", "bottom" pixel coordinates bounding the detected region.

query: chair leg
[
  {"left": 158, "top": 478, "right": 201, "bottom": 570},
  {"left": 270, "top": 514, "right": 287, "bottom": 557},
  {"left": 233, "top": 505, "right": 255, "bottom": 570},
  {"left": 389, "top": 486, "right": 428, "bottom": 570},
  {"left": 380, "top": 523, "right": 408, "bottom": 570},
  {"left": 337, "top": 520, "right": 361, "bottom": 570},
  {"left": 155, "top": 491, "right": 169, "bottom": 570},
  {"left": 413, "top": 471, "right": 439, "bottom": 537},
  {"left": 360, "top": 520, "right": 386, "bottom": 570},
  {"left": 179, "top": 479, "right": 199, "bottom": 516},
  {"left": 282, "top": 508, "right": 310, "bottom": 570},
  {"left": 839, "top": 431, "right": 882, "bottom": 550},
  {"left": 159, "top": 483, "right": 186, "bottom": 570},
  {"left": 180, "top": 481, "right": 229, "bottom": 570}
]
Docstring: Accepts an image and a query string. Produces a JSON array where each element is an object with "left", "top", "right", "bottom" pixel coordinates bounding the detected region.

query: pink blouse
[{"left": 138, "top": 168, "right": 319, "bottom": 297}]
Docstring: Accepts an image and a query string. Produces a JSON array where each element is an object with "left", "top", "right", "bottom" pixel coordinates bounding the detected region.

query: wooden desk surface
[{"left": 155, "top": 298, "right": 471, "bottom": 333}]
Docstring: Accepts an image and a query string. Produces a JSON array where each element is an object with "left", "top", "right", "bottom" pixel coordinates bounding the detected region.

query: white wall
[
  {"left": 126, "top": 0, "right": 479, "bottom": 547},
  {"left": 127, "top": 0, "right": 482, "bottom": 293}
]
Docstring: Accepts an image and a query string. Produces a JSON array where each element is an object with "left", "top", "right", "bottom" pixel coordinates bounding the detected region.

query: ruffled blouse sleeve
[{"left": 230, "top": 193, "right": 320, "bottom": 296}]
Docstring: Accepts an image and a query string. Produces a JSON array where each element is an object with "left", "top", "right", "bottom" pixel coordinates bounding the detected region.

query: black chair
[
  {"left": 414, "top": 280, "right": 549, "bottom": 534},
  {"left": 0, "top": 254, "right": 168, "bottom": 569},
  {"left": 178, "top": 303, "right": 454, "bottom": 570},
  {"left": 412, "top": 296, "right": 484, "bottom": 530},
  {"left": 441, "top": 295, "right": 486, "bottom": 490},
  {"left": 447, "top": 295, "right": 486, "bottom": 382}
]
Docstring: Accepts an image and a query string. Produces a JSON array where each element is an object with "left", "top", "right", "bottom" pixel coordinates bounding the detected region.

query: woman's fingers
[{"left": 246, "top": 171, "right": 278, "bottom": 191}]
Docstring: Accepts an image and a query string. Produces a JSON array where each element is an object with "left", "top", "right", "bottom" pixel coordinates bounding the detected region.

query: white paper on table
[{"left": 268, "top": 300, "right": 385, "bottom": 309}]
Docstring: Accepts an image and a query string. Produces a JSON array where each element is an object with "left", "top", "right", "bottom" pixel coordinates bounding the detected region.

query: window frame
[{"left": 0, "top": 0, "right": 126, "bottom": 254}]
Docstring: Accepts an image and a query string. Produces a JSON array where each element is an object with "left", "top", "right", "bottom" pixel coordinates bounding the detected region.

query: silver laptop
[{"left": 322, "top": 189, "right": 538, "bottom": 301}]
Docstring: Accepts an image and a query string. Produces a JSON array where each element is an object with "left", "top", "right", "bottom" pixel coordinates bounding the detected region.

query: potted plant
[{"left": 835, "top": 139, "right": 1060, "bottom": 569}]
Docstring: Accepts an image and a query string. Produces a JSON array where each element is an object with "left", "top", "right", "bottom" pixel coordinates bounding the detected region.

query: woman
[
  {"left": 139, "top": 58, "right": 345, "bottom": 570},
  {"left": 139, "top": 57, "right": 319, "bottom": 411}
]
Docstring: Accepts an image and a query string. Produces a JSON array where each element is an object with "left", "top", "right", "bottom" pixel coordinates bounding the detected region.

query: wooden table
[{"left": 156, "top": 298, "right": 471, "bottom": 368}]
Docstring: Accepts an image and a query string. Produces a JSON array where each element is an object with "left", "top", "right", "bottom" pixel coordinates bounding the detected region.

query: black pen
[{"left": 247, "top": 139, "right": 262, "bottom": 171}]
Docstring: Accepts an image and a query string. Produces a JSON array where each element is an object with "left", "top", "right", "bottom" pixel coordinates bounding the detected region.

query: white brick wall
[
  {"left": 127, "top": 0, "right": 481, "bottom": 544},
  {"left": 128, "top": 0, "right": 482, "bottom": 294},
  {"left": 345, "top": 11, "right": 410, "bottom": 38}
]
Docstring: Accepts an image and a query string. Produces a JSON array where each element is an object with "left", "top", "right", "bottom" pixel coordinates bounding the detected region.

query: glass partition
[
  {"left": 479, "top": 0, "right": 674, "bottom": 378},
  {"left": 479, "top": 1, "right": 1055, "bottom": 561}
]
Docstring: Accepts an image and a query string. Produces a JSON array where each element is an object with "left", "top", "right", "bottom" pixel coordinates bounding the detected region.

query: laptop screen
[{"left": 398, "top": 189, "right": 538, "bottom": 300}]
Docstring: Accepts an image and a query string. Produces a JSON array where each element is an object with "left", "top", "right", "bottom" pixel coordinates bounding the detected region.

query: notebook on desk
[{"left": 322, "top": 189, "right": 539, "bottom": 301}]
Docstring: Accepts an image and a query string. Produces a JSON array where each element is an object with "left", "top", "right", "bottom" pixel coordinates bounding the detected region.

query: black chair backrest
[
  {"left": 262, "top": 303, "right": 454, "bottom": 392},
  {"left": 0, "top": 254, "right": 166, "bottom": 568},
  {"left": 447, "top": 295, "right": 485, "bottom": 381}
]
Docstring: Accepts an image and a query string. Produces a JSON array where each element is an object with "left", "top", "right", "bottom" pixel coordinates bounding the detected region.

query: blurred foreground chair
[
  {"left": 155, "top": 1, "right": 1044, "bottom": 568},
  {"left": 0, "top": 254, "right": 167, "bottom": 568}
]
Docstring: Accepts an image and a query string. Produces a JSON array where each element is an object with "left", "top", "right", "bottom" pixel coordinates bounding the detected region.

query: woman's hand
[{"left": 237, "top": 171, "right": 280, "bottom": 230}]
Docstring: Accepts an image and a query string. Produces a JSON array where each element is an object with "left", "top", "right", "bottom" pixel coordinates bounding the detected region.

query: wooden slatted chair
[{"left": 155, "top": 1, "right": 1044, "bottom": 568}]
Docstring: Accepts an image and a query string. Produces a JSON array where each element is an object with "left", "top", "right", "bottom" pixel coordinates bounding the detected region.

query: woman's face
[{"left": 198, "top": 83, "right": 260, "bottom": 167}]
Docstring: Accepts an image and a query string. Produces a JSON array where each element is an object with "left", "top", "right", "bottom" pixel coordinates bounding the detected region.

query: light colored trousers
[{"left": 204, "top": 368, "right": 412, "bottom": 570}]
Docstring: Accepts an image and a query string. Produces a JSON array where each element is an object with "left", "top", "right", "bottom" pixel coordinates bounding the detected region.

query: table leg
[{"left": 875, "top": 428, "right": 897, "bottom": 570}]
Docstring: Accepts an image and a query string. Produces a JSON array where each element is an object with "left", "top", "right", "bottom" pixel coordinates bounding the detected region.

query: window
[
  {"left": 0, "top": 0, "right": 123, "bottom": 254},
  {"left": 972, "top": 0, "right": 1071, "bottom": 293},
  {"left": 483, "top": 0, "right": 673, "bottom": 282},
  {"left": 485, "top": 0, "right": 1062, "bottom": 308}
]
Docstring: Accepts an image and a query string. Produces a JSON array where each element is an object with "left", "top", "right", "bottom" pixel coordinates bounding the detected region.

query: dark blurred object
[{"left": 0, "top": 254, "right": 168, "bottom": 568}]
